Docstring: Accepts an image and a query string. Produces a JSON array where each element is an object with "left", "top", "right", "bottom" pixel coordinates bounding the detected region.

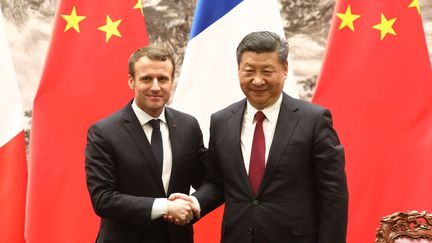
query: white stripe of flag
[
  {"left": 0, "top": 5, "right": 27, "bottom": 243},
  {"left": 172, "top": 0, "right": 298, "bottom": 143}
]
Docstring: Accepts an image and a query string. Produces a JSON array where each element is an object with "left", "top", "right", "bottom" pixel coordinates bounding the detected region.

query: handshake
[{"left": 164, "top": 193, "right": 200, "bottom": 226}]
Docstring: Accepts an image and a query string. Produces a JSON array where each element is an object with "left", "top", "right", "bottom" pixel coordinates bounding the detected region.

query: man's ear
[
  {"left": 128, "top": 74, "right": 135, "bottom": 89},
  {"left": 284, "top": 63, "right": 288, "bottom": 78}
]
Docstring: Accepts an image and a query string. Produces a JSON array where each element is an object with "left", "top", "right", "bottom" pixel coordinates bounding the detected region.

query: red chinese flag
[
  {"left": 313, "top": 0, "right": 432, "bottom": 242},
  {"left": 0, "top": 6, "right": 27, "bottom": 242},
  {"left": 27, "top": 1, "right": 148, "bottom": 242}
]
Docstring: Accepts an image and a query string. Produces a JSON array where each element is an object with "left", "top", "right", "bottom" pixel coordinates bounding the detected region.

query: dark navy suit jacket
[
  {"left": 85, "top": 101, "right": 206, "bottom": 243},
  {"left": 194, "top": 93, "right": 348, "bottom": 243}
]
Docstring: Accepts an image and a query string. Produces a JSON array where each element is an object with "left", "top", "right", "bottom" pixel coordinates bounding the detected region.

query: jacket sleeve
[
  {"left": 193, "top": 114, "right": 225, "bottom": 217},
  {"left": 190, "top": 118, "right": 207, "bottom": 190},
  {"left": 85, "top": 124, "right": 156, "bottom": 226},
  {"left": 313, "top": 109, "right": 348, "bottom": 243}
]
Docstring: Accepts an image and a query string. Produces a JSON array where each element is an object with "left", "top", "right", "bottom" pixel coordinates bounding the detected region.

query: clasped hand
[{"left": 164, "top": 193, "right": 200, "bottom": 226}]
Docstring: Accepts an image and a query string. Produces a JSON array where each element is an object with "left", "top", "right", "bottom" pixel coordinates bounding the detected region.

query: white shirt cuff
[{"left": 151, "top": 198, "right": 168, "bottom": 220}]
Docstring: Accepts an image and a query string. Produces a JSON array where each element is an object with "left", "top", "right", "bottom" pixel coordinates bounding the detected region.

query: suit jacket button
[
  {"left": 248, "top": 227, "right": 253, "bottom": 234},
  {"left": 253, "top": 200, "right": 259, "bottom": 206}
]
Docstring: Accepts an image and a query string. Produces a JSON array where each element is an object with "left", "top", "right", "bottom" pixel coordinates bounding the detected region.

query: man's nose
[
  {"left": 251, "top": 75, "right": 265, "bottom": 86},
  {"left": 150, "top": 79, "right": 161, "bottom": 90}
]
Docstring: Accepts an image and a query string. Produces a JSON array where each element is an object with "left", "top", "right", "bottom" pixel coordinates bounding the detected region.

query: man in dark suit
[
  {"left": 85, "top": 45, "right": 206, "bottom": 243},
  {"left": 170, "top": 31, "right": 348, "bottom": 243}
]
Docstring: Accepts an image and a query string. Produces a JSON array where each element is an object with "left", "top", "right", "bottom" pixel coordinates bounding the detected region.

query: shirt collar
[
  {"left": 131, "top": 99, "right": 167, "bottom": 126},
  {"left": 245, "top": 93, "right": 283, "bottom": 125}
]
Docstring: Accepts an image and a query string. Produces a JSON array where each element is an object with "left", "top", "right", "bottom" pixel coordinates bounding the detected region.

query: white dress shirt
[
  {"left": 131, "top": 101, "right": 172, "bottom": 220},
  {"left": 241, "top": 94, "right": 282, "bottom": 174}
]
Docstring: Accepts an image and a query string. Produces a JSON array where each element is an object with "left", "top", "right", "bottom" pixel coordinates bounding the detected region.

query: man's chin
[
  {"left": 249, "top": 97, "right": 269, "bottom": 107},
  {"left": 148, "top": 104, "right": 164, "bottom": 110}
]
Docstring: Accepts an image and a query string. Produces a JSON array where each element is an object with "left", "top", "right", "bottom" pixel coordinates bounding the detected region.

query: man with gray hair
[{"left": 170, "top": 31, "right": 348, "bottom": 243}]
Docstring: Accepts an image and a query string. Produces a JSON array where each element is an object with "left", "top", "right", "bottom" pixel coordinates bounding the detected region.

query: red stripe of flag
[{"left": 0, "top": 132, "right": 27, "bottom": 243}]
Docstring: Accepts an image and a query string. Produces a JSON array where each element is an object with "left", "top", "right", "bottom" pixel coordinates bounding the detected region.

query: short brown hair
[{"left": 128, "top": 45, "right": 176, "bottom": 78}]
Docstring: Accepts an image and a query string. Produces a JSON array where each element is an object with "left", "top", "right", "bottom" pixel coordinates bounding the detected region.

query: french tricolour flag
[
  {"left": 0, "top": 6, "right": 27, "bottom": 243},
  {"left": 171, "top": 0, "right": 296, "bottom": 242},
  {"left": 172, "top": 0, "right": 297, "bottom": 143}
]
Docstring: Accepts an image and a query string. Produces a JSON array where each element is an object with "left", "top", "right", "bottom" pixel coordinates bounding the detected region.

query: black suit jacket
[
  {"left": 194, "top": 93, "right": 348, "bottom": 243},
  {"left": 85, "top": 101, "right": 206, "bottom": 243}
]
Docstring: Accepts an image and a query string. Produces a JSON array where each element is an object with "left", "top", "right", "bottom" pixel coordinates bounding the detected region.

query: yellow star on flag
[
  {"left": 372, "top": 13, "right": 397, "bottom": 41},
  {"left": 61, "top": 6, "right": 86, "bottom": 33},
  {"left": 98, "top": 15, "right": 122, "bottom": 43},
  {"left": 408, "top": 0, "right": 421, "bottom": 15},
  {"left": 133, "top": 0, "right": 144, "bottom": 16},
  {"left": 336, "top": 5, "right": 361, "bottom": 31}
]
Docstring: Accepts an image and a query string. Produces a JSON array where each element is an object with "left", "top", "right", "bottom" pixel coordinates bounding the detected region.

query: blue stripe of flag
[{"left": 190, "top": 0, "right": 243, "bottom": 39}]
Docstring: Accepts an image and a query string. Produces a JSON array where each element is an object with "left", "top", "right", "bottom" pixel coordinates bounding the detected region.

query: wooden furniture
[{"left": 376, "top": 211, "right": 432, "bottom": 243}]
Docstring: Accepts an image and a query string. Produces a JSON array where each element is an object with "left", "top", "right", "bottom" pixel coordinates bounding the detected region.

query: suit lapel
[
  {"left": 228, "top": 100, "right": 254, "bottom": 196},
  {"left": 122, "top": 102, "right": 165, "bottom": 193},
  {"left": 257, "top": 93, "right": 299, "bottom": 196},
  {"left": 165, "top": 108, "right": 178, "bottom": 195}
]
